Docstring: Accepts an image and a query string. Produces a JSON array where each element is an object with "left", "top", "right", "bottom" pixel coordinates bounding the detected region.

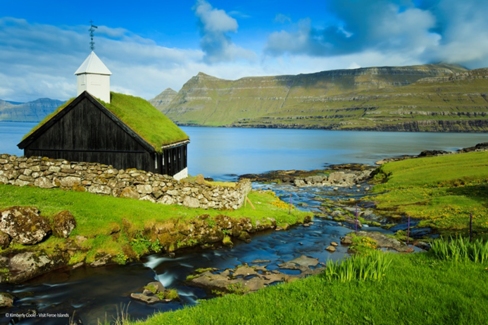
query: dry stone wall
[{"left": 0, "top": 154, "right": 251, "bottom": 210}]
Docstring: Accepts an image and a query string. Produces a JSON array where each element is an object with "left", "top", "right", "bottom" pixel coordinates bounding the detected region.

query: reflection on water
[{"left": 183, "top": 127, "right": 488, "bottom": 179}]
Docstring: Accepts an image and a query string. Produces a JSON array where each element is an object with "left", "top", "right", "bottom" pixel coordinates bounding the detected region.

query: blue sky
[{"left": 2, "top": 0, "right": 488, "bottom": 102}]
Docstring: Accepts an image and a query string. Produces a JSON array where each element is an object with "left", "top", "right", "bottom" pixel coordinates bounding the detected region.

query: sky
[{"left": 1, "top": 0, "right": 488, "bottom": 102}]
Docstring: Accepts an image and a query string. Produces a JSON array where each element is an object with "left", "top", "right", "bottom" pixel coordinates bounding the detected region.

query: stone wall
[{"left": 0, "top": 154, "right": 251, "bottom": 210}]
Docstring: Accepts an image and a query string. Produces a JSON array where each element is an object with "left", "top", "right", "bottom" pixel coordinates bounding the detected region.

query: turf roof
[{"left": 22, "top": 92, "right": 189, "bottom": 153}]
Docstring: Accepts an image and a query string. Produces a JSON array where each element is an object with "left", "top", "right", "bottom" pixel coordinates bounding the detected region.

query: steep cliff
[{"left": 152, "top": 64, "right": 488, "bottom": 131}]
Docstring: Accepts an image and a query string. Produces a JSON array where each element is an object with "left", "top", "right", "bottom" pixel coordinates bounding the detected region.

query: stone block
[
  {"left": 34, "top": 177, "right": 54, "bottom": 188},
  {"left": 183, "top": 196, "right": 200, "bottom": 208}
]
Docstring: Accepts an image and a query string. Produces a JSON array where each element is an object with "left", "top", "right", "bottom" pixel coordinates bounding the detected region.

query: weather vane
[{"left": 89, "top": 20, "right": 98, "bottom": 51}]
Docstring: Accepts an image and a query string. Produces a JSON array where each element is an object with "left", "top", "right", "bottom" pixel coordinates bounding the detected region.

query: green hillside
[{"left": 152, "top": 64, "right": 488, "bottom": 132}]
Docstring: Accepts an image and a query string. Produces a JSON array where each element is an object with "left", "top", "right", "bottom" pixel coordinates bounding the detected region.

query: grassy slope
[
  {"left": 130, "top": 252, "right": 488, "bottom": 325},
  {"left": 161, "top": 67, "right": 488, "bottom": 131},
  {"left": 0, "top": 184, "right": 309, "bottom": 263},
  {"left": 370, "top": 151, "right": 488, "bottom": 234}
]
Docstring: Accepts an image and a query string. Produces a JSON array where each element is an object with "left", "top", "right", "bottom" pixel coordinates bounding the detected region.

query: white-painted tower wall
[{"left": 75, "top": 51, "right": 112, "bottom": 103}]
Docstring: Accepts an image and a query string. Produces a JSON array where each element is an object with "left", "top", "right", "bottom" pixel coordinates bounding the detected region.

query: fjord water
[
  {"left": 183, "top": 126, "right": 488, "bottom": 179},
  {"left": 1, "top": 122, "right": 487, "bottom": 178}
]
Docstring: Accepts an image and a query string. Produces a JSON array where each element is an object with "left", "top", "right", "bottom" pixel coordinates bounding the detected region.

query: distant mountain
[
  {"left": 151, "top": 63, "right": 488, "bottom": 132},
  {"left": 0, "top": 98, "right": 64, "bottom": 122},
  {"left": 149, "top": 88, "right": 177, "bottom": 112}
]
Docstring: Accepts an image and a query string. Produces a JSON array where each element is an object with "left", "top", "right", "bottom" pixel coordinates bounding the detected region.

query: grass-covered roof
[
  {"left": 101, "top": 92, "right": 189, "bottom": 150},
  {"left": 22, "top": 92, "right": 189, "bottom": 153}
]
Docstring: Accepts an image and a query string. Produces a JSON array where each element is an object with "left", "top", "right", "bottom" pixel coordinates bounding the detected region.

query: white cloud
[
  {"left": 2, "top": 0, "right": 488, "bottom": 103},
  {"left": 264, "top": 0, "right": 488, "bottom": 69},
  {"left": 0, "top": 17, "right": 205, "bottom": 101},
  {"left": 419, "top": 0, "right": 488, "bottom": 66},
  {"left": 195, "top": 0, "right": 238, "bottom": 33},
  {"left": 193, "top": 0, "right": 256, "bottom": 64}
]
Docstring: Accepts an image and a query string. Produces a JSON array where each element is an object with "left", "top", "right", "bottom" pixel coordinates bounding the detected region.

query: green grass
[
  {"left": 128, "top": 251, "right": 488, "bottom": 325},
  {"left": 430, "top": 236, "right": 488, "bottom": 263},
  {"left": 324, "top": 250, "right": 392, "bottom": 283},
  {"left": 369, "top": 151, "right": 488, "bottom": 234},
  {"left": 102, "top": 92, "right": 188, "bottom": 150},
  {"left": 0, "top": 184, "right": 309, "bottom": 263},
  {"left": 22, "top": 92, "right": 189, "bottom": 151},
  {"left": 160, "top": 65, "right": 488, "bottom": 131}
]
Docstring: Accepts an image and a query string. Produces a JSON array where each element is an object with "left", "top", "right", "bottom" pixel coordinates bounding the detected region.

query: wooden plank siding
[
  {"left": 20, "top": 92, "right": 188, "bottom": 176},
  {"left": 161, "top": 145, "right": 188, "bottom": 176}
]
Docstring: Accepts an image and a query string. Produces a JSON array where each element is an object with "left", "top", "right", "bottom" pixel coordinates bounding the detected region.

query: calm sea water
[{"left": 1, "top": 122, "right": 487, "bottom": 180}]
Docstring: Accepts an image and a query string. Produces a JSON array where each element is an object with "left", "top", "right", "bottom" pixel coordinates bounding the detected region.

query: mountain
[
  {"left": 152, "top": 64, "right": 488, "bottom": 132},
  {"left": 149, "top": 88, "right": 177, "bottom": 112},
  {"left": 0, "top": 98, "right": 65, "bottom": 122}
]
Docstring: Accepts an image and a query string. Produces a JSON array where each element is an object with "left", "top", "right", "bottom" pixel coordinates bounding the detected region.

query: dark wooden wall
[
  {"left": 24, "top": 97, "right": 154, "bottom": 172},
  {"left": 161, "top": 144, "right": 187, "bottom": 176},
  {"left": 23, "top": 95, "right": 188, "bottom": 176}
]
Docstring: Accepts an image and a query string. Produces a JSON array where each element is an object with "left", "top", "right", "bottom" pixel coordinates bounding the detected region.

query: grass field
[
  {"left": 127, "top": 247, "right": 488, "bottom": 325},
  {"left": 0, "top": 184, "right": 309, "bottom": 264},
  {"left": 369, "top": 150, "right": 488, "bottom": 236}
]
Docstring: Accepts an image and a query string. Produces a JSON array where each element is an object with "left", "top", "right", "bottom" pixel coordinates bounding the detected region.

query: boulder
[
  {"left": 328, "top": 172, "right": 345, "bottom": 184},
  {"left": 59, "top": 176, "right": 82, "bottom": 188},
  {"left": 119, "top": 187, "right": 140, "bottom": 199},
  {"left": 136, "top": 184, "right": 153, "bottom": 194},
  {"left": 183, "top": 196, "right": 200, "bottom": 208},
  {"left": 7, "top": 251, "right": 67, "bottom": 284},
  {"left": 294, "top": 179, "right": 306, "bottom": 187},
  {"left": 0, "top": 207, "right": 51, "bottom": 245},
  {"left": 238, "top": 231, "right": 251, "bottom": 242},
  {"left": 10, "top": 252, "right": 49, "bottom": 271},
  {"left": 0, "top": 292, "right": 14, "bottom": 308},
  {"left": 326, "top": 245, "right": 336, "bottom": 252},
  {"left": 88, "top": 184, "right": 112, "bottom": 195},
  {"left": 52, "top": 210, "right": 76, "bottom": 238},
  {"left": 341, "top": 235, "right": 353, "bottom": 245},
  {"left": 130, "top": 281, "right": 178, "bottom": 304},
  {"left": 158, "top": 195, "right": 176, "bottom": 205},
  {"left": 418, "top": 150, "right": 450, "bottom": 157},
  {"left": 278, "top": 255, "right": 319, "bottom": 270}
]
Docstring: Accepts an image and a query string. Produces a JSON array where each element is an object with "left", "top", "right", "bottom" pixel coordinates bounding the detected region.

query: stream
[{"left": 1, "top": 182, "right": 394, "bottom": 325}]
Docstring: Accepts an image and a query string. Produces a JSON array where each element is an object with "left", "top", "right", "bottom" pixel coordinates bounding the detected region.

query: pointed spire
[
  {"left": 75, "top": 52, "right": 111, "bottom": 103},
  {"left": 75, "top": 51, "right": 112, "bottom": 75}
]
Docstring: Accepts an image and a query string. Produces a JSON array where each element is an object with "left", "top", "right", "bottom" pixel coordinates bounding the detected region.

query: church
[{"left": 18, "top": 51, "right": 190, "bottom": 180}]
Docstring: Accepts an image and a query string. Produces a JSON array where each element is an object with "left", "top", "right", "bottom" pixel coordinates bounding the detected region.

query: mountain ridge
[
  {"left": 151, "top": 63, "right": 488, "bottom": 132},
  {"left": 0, "top": 98, "right": 65, "bottom": 122}
]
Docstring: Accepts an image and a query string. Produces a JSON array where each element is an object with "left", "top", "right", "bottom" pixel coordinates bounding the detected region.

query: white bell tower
[{"left": 74, "top": 51, "right": 112, "bottom": 103}]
